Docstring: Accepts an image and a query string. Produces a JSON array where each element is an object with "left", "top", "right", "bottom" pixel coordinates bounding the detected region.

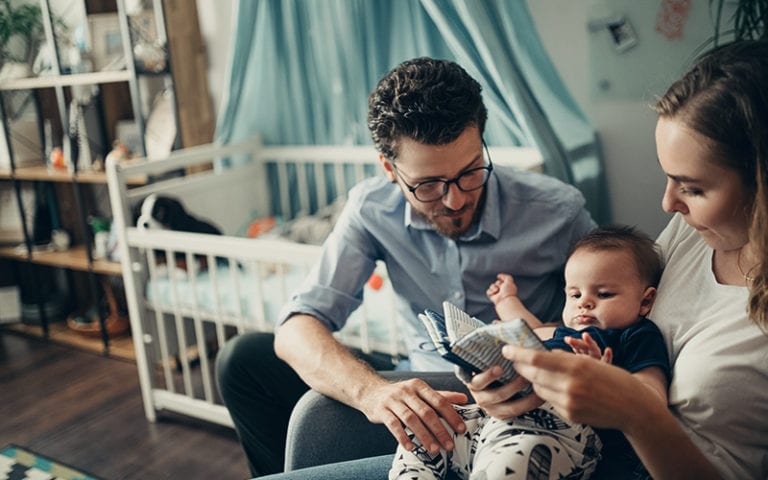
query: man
[{"left": 216, "top": 57, "right": 595, "bottom": 476}]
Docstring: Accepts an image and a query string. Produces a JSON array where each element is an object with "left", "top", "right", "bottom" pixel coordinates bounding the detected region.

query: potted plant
[
  {"left": 709, "top": 0, "right": 767, "bottom": 47},
  {"left": 0, "top": 0, "right": 45, "bottom": 79}
]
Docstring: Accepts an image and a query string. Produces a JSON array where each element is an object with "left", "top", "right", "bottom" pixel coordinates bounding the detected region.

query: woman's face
[{"left": 655, "top": 117, "right": 752, "bottom": 251}]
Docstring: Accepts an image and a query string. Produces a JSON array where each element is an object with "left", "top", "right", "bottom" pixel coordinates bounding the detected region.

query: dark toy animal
[
  {"left": 137, "top": 194, "right": 222, "bottom": 235},
  {"left": 135, "top": 194, "right": 223, "bottom": 270}
]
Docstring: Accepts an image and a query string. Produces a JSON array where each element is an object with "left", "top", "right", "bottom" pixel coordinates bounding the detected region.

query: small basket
[
  {"left": 67, "top": 313, "right": 129, "bottom": 337},
  {"left": 67, "top": 278, "right": 130, "bottom": 337}
]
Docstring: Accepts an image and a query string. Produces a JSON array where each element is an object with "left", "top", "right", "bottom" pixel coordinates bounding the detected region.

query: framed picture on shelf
[{"left": 87, "top": 13, "right": 125, "bottom": 71}]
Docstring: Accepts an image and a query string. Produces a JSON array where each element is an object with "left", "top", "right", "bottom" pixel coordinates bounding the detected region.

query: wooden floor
[{"left": 0, "top": 330, "right": 251, "bottom": 479}]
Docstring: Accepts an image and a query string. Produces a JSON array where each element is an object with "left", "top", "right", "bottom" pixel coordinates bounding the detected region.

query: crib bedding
[
  {"left": 141, "top": 195, "right": 398, "bottom": 346},
  {"left": 144, "top": 261, "right": 400, "bottom": 349}
]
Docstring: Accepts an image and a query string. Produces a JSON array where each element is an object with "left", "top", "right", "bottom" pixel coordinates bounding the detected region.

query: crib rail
[{"left": 106, "top": 138, "right": 402, "bottom": 427}]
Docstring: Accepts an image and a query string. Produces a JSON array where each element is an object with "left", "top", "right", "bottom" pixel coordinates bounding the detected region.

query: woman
[
  {"left": 475, "top": 39, "right": 768, "bottom": 479},
  {"left": 262, "top": 40, "right": 768, "bottom": 480}
]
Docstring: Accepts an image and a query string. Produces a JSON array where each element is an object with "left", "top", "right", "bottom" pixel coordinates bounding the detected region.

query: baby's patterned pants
[{"left": 389, "top": 403, "right": 601, "bottom": 480}]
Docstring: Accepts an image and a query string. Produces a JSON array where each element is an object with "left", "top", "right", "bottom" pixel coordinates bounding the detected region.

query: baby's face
[{"left": 562, "top": 249, "right": 654, "bottom": 331}]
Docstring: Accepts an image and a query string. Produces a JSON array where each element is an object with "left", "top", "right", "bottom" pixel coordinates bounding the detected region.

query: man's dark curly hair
[{"left": 367, "top": 57, "right": 488, "bottom": 161}]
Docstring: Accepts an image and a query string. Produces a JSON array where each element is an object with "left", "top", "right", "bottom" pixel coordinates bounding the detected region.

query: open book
[{"left": 419, "top": 301, "right": 547, "bottom": 385}]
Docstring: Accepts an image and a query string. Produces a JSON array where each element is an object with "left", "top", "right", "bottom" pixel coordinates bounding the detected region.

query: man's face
[{"left": 380, "top": 127, "right": 487, "bottom": 239}]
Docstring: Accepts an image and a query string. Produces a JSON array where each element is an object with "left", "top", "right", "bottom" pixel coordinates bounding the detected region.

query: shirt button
[{"left": 453, "top": 291, "right": 462, "bottom": 299}]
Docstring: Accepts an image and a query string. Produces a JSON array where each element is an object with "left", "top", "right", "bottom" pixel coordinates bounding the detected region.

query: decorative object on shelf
[
  {"left": 67, "top": 98, "right": 92, "bottom": 171},
  {"left": 125, "top": 0, "right": 151, "bottom": 16},
  {"left": 49, "top": 146, "right": 66, "bottom": 170},
  {"left": 0, "top": 0, "right": 44, "bottom": 70},
  {"left": 145, "top": 88, "right": 177, "bottom": 158},
  {"left": 89, "top": 216, "right": 111, "bottom": 259},
  {"left": 67, "top": 277, "right": 129, "bottom": 337},
  {"left": 66, "top": 24, "right": 93, "bottom": 74},
  {"left": 31, "top": 41, "right": 51, "bottom": 75},
  {"left": 65, "top": 84, "right": 104, "bottom": 172},
  {"left": 0, "top": 61, "right": 30, "bottom": 81},
  {"left": 0, "top": 0, "right": 67, "bottom": 77},
  {"left": 129, "top": 8, "right": 167, "bottom": 73},
  {"left": 86, "top": 12, "right": 124, "bottom": 72},
  {"left": 133, "top": 40, "right": 166, "bottom": 73},
  {"left": 51, "top": 228, "right": 70, "bottom": 251}
]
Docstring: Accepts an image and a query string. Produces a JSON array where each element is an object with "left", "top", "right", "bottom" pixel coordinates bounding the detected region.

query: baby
[{"left": 390, "top": 225, "right": 670, "bottom": 480}]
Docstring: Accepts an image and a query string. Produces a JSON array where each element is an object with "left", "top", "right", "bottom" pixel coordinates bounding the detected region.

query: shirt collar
[{"left": 402, "top": 171, "right": 502, "bottom": 242}]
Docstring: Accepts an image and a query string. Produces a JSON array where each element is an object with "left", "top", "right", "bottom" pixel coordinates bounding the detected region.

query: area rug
[{"left": 0, "top": 445, "right": 102, "bottom": 480}]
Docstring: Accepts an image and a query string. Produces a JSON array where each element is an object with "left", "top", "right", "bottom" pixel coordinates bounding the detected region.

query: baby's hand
[
  {"left": 565, "top": 333, "right": 613, "bottom": 364},
  {"left": 486, "top": 273, "right": 519, "bottom": 306}
]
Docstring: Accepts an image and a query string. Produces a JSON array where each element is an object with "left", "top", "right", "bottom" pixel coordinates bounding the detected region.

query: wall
[
  {"left": 201, "top": 1, "right": 723, "bottom": 236},
  {"left": 527, "top": 0, "right": 723, "bottom": 236}
]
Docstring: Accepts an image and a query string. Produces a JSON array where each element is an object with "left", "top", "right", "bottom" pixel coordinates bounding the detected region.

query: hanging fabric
[{"left": 215, "top": 0, "right": 609, "bottom": 223}]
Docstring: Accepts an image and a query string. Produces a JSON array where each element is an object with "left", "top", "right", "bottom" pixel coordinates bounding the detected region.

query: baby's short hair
[{"left": 571, "top": 225, "right": 663, "bottom": 287}]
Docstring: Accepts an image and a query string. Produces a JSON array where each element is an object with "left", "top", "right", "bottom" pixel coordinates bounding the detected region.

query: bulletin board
[{"left": 588, "top": 0, "right": 726, "bottom": 102}]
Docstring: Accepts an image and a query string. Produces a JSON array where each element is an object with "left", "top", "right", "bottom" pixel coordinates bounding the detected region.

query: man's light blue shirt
[{"left": 278, "top": 166, "right": 595, "bottom": 371}]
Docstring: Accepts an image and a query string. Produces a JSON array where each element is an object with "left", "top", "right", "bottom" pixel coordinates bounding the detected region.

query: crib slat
[
  {"left": 166, "top": 248, "right": 194, "bottom": 397},
  {"left": 146, "top": 248, "right": 175, "bottom": 394},
  {"left": 316, "top": 162, "right": 328, "bottom": 208},
  {"left": 296, "top": 162, "right": 310, "bottom": 214},
  {"left": 208, "top": 254, "right": 227, "bottom": 351},
  {"left": 228, "top": 259, "right": 247, "bottom": 334},
  {"left": 334, "top": 166, "right": 345, "bottom": 203},
  {"left": 249, "top": 260, "right": 269, "bottom": 331},
  {"left": 186, "top": 252, "right": 214, "bottom": 404},
  {"left": 354, "top": 163, "right": 366, "bottom": 186},
  {"left": 277, "top": 162, "right": 290, "bottom": 219}
]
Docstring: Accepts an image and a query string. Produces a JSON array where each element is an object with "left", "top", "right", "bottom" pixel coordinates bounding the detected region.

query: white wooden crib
[{"left": 106, "top": 137, "right": 542, "bottom": 428}]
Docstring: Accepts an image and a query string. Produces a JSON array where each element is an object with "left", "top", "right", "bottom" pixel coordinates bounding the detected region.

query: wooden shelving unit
[
  {"left": 0, "top": 165, "right": 147, "bottom": 185},
  {"left": 0, "top": 0, "right": 157, "bottom": 355},
  {"left": 0, "top": 70, "right": 131, "bottom": 91},
  {"left": 0, "top": 0, "right": 211, "bottom": 361},
  {"left": 0, "top": 244, "right": 121, "bottom": 275}
]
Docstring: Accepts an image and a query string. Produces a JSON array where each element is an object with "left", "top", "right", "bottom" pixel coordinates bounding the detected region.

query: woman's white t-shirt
[{"left": 650, "top": 214, "right": 768, "bottom": 479}]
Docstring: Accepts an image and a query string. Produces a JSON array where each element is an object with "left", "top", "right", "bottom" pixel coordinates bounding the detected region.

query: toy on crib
[
  {"left": 137, "top": 194, "right": 222, "bottom": 234},
  {"left": 136, "top": 193, "right": 223, "bottom": 271}
]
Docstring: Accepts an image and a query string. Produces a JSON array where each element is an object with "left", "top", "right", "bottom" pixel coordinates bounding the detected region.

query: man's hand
[
  {"left": 465, "top": 365, "right": 544, "bottom": 420},
  {"left": 359, "top": 378, "right": 468, "bottom": 454}
]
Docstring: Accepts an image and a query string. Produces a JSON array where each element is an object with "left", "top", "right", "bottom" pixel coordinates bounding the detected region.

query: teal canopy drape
[{"left": 215, "top": 0, "right": 610, "bottom": 223}]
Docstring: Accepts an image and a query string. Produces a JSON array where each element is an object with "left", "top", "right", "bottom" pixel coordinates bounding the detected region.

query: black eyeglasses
[{"left": 391, "top": 142, "right": 493, "bottom": 202}]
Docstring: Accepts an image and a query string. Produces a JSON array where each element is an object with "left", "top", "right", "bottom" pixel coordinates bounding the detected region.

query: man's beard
[
  {"left": 430, "top": 210, "right": 470, "bottom": 240},
  {"left": 428, "top": 193, "right": 485, "bottom": 240}
]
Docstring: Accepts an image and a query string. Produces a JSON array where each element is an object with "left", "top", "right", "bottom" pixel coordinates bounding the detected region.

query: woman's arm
[{"left": 500, "top": 346, "right": 721, "bottom": 480}]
